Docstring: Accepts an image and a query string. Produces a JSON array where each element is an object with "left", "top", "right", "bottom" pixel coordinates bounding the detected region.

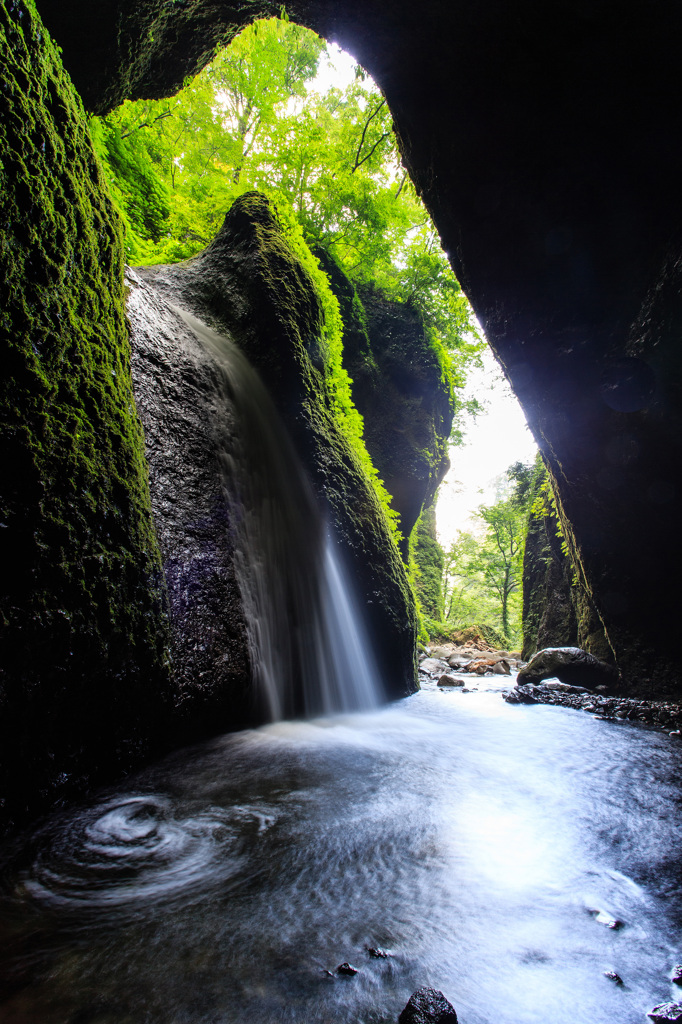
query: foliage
[
  {"left": 269, "top": 199, "right": 402, "bottom": 541},
  {"left": 441, "top": 462, "right": 536, "bottom": 643},
  {"left": 89, "top": 16, "right": 483, "bottom": 405}
]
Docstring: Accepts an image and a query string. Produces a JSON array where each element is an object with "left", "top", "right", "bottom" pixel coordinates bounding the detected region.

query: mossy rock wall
[
  {"left": 0, "top": 0, "right": 170, "bottom": 830},
  {"left": 522, "top": 462, "right": 610, "bottom": 663},
  {"left": 412, "top": 505, "right": 445, "bottom": 621},
  {"left": 132, "top": 193, "right": 419, "bottom": 700},
  {"left": 315, "top": 250, "right": 453, "bottom": 555}
]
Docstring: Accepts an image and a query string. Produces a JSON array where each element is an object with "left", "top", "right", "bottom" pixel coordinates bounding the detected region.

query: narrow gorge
[{"left": 1, "top": 1, "right": 682, "bottom": 1021}]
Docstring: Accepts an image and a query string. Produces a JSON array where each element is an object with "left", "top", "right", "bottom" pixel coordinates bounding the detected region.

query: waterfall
[{"left": 176, "top": 309, "right": 385, "bottom": 721}]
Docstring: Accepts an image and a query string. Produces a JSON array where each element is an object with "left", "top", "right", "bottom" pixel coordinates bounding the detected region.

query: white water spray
[{"left": 176, "top": 309, "right": 384, "bottom": 720}]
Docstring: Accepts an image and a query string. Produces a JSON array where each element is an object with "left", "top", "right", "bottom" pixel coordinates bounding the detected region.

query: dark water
[{"left": 1, "top": 684, "right": 682, "bottom": 1024}]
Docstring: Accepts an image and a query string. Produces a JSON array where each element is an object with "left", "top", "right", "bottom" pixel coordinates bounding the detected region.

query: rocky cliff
[
  {"left": 314, "top": 250, "right": 453, "bottom": 557},
  {"left": 129, "top": 193, "right": 418, "bottom": 716},
  {"left": 0, "top": 0, "right": 171, "bottom": 828},
  {"left": 33, "top": 0, "right": 682, "bottom": 694},
  {"left": 0, "top": 3, "right": 417, "bottom": 829}
]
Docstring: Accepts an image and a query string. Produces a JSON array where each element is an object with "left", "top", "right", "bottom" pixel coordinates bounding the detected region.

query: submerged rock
[
  {"left": 518, "top": 647, "right": 620, "bottom": 691},
  {"left": 367, "top": 946, "right": 392, "bottom": 958},
  {"left": 647, "top": 1003, "right": 682, "bottom": 1022},
  {"left": 672, "top": 965, "right": 682, "bottom": 985},
  {"left": 398, "top": 987, "right": 458, "bottom": 1023},
  {"left": 336, "top": 962, "right": 358, "bottom": 976}
]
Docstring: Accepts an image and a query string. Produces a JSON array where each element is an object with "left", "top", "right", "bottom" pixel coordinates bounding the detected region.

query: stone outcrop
[
  {"left": 315, "top": 250, "right": 453, "bottom": 555},
  {"left": 33, "top": 0, "right": 682, "bottom": 694},
  {"left": 0, "top": 0, "right": 171, "bottom": 829},
  {"left": 130, "top": 194, "right": 418, "bottom": 706},
  {"left": 398, "top": 987, "right": 458, "bottom": 1024},
  {"left": 0, "top": 2, "right": 416, "bottom": 827},
  {"left": 522, "top": 459, "right": 609, "bottom": 663},
  {"left": 3, "top": 0, "right": 682, "bottom": 822}
]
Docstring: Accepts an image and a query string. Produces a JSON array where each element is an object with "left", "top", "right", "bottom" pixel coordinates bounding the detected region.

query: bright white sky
[
  {"left": 308, "top": 42, "right": 359, "bottom": 94},
  {"left": 310, "top": 43, "right": 538, "bottom": 548},
  {"left": 436, "top": 346, "right": 538, "bottom": 548}
]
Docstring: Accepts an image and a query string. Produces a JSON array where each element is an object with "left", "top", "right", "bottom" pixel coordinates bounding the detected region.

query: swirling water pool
[{"left": 1, "top": 685, "right": 681, "bottom": 1024}]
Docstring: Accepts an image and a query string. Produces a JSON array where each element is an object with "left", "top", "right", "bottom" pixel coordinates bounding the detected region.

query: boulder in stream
[
  {"left": 336, "top": 962, "right": 359, "bottom": 976},
  {"left": 437, "top": 674, "right": 464, "bottom": 687},
  {"left": 517, "top": 647, "right": 620, "bottom": 691},
  {"left": 647, "top": 1003, "right": 682, "bottom": 1022},
  {"left": 398, "top": 987, "right": 458, "bottom": 1023}
]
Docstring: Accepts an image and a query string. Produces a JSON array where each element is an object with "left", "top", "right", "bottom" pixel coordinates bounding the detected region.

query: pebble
[
  {"left": 437, "top": 674, "right": 463, "bottom": 688},
  {"left": 592, "top": 910, "right": 624, "bottom": 929}
]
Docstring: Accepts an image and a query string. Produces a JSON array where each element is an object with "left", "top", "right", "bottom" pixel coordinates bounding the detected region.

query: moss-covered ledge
[
  {"left": 135, "top": 193, "right": 419, "bottom": 699},
  {"left": 0, "top": 0, "right": 170, "bottom": 831}
]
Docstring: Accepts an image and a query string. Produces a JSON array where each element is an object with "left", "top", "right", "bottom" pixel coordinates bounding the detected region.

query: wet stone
[
  {"left": 647, "top": 1003, "right": 682, "bottom": 1022},
  {"left": 336, "top": 962, "right": 358, "bottom": 976},
  {"left": 603, "top": 971, "right": 623, "bottom": 984},
  {"left": 671, "top": 965, "right": 682, "bottom": 984},
  {"left": 437, "top": 674, "right": 463, "bottom": 687},
  {"left": 593, "top": 910, "right": 624, "bottom": 929},
  {"left": 366, "top": 946, "right": 391, "bottom": 958},
  {"left": 398, "top": 986, "right": 458, "bottom": 1024}
]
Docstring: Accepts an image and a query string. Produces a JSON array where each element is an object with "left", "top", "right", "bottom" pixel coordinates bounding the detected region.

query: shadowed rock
[
  {"left": 398, "top": 987, "right": 458, "bottom": 1024},
  {"left": 518, "top": 647, "right": 620, "bottom": 691}
]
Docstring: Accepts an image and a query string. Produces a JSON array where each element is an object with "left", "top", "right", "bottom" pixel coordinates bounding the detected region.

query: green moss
[
  {"left": 0, "top": 0, "right": 170, "bottom": 825},
  {"left": 411, "top": 505, "right": 444, "bottom": 620},
  {"left": 164, "top": 192, "right": 418, "bottom": 696}
]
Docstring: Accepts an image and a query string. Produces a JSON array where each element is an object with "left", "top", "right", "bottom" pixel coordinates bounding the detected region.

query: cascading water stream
[{"left": 175, "top": 309, "right": 384, "bottom": 721}]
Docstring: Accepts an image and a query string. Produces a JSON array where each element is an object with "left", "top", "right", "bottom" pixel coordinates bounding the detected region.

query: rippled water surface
[{"left": 2, "top": 686, "right": 682, "bottom": 1023}]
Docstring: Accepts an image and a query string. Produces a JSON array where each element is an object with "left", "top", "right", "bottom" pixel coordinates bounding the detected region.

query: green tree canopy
[
  {"left": 90, "top": 18, "right": 482, "bottom": 377},
  {"left": 442, "top": 462, "right": 535, "bottom": 642}
]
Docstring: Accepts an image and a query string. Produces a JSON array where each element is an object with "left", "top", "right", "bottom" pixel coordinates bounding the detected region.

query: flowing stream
[{"left": 1, "top": 682, "right": 681, "bottom": 1023}]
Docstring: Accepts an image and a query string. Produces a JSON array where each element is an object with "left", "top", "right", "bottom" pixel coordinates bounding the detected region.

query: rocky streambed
[{"left": 419, "top": 644, "right": 682, "bottom": 736}]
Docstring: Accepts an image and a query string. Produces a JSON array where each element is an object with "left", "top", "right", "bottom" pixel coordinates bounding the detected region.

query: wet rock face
[
  {"left": 132, "top": 194, "right": 418, "bottom": 700},
  {"left": 0, "top": 0, "right": 171, "bottom": 831},
  {"left": 126, "top": 270, "right": 253, "bottom": 738},
  {"left": 35, "top": 0, "right": 682, "bottom": 694}
]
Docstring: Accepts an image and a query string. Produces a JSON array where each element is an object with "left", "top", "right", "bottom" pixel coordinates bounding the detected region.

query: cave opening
[
  {"left": 3, "top": 2, "right": 682, "bottom": 1019},
  {"left": 94, "top": 16, "right": 545, "bottom": 652}
]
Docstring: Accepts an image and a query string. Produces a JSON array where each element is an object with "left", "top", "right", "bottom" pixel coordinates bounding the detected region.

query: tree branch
[
  {"left": 351, "top": 98, "right": 386, "bottom": 172},
  {"left": 121, "top": 109, "right": 173, "bottom": 138}
]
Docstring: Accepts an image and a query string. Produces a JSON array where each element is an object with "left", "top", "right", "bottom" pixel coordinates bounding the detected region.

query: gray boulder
[
  {"left": 398, "top": 987, "right": 458, "bottom": 1024},
  {"left": 518, "top": 647, "right": 619, "bottom": 691},
  {"left": 420, "top": 658, "right": 450, "bottom": 676},
  {"left": 437, "top": 674, "right": 464, "bottom": 687}
]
